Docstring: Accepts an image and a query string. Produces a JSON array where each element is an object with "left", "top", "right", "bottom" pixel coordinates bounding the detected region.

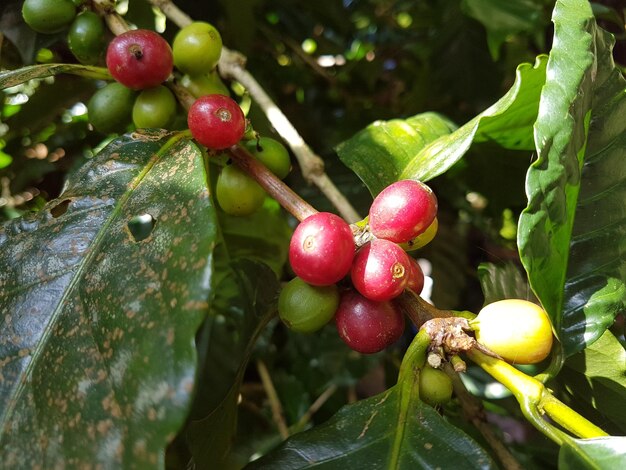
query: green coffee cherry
[
  {"left": 419, "top": 366, "right": 453, "bottom": 406},
  {"left": 68, "top": 11, "right": 106, "bottom": 65},
  {"left": 216, "top": 165, "right": 265, "bottom": 216},
  {"left": 22, "top": 0, "right": 77, "bottom": 34},
  {"left": 132, "top": 85, "right": 177, "bottom": 129},
  {"left": 245, "top": 137, "right": 291, "bottom": 179},
  {"left": 180, "top": 72, "right": 229, "bottom": 97},
  {"left": 278, "top": 277, "right": 339, "bottom": 333},
  {"left": 173, "top": 22, "right": 222, "bottom": 75},
  {"left": 87, "top": 82, "right": 135, "bottom": 134}
]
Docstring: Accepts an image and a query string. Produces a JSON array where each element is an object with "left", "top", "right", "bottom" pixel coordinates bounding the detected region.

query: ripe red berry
[
  {"left": 369, "top": 180, "right": 438, "bottom": 243},
  {"left": 187, "top": 94, "right": 246, "bottom": 150},
  {"left": 335, "top": 290, "right": 405, "bottom": 354},
  {"left": 106, "top": 29, "right": 173, "bottom": 90},
  {"left": 350, "top": 238, "right": 411, "bottom": 301},
  {"left": 289, "top": 212, "right": 355, "bottom": 286},
  {"left": 406, "top": 257, "right": 425, "bottom": 295}
]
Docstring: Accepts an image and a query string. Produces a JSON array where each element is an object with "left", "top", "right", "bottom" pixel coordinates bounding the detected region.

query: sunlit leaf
[
  {"left": 337, "top": 57, "right": 547, "bottom": 195},
  {"left": 518, "top": 0, "right": 626, "bottom": 356},
  {"left": 559, "top": 436, "right": 626, "bottom": 469},
  {"left": 561, "top": 330, "right": 626, "bottom": 433},
  {"left": 0, "top": 131, "right": 216, "bottom": 468}
]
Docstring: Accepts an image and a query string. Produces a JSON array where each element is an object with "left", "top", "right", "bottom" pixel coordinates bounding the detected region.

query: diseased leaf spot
[
  {"left": 50, "top": 199, "right": 71, "bottom": 218},
  {"left": 127, "top": 214, "right": 155, "bottom": 242}
]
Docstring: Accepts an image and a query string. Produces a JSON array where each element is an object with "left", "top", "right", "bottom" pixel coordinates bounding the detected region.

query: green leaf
[
  {"left": 561, "top": 330, "right": 626, "bottom": 433},
  {"left": 0, "top": 131, "right": 217, "bottom": 468},
  {"left": 559, "top": 437, "right": 626, "bottom": 469},
  {"left": 400, "top": 55, "right": 546, "bottom": 183},
  {"left": 249, "top": 332, "right": 495, "bottom": 469},
  {"left": 248, "top": 386, "right": 495, "bottom": 469},
  {"left": 478, "top": 261, "right": 535, "bottom": 305},
  {"left": 187, "top": 259, "right": 279, "bottom": 468},
  {"left": 337, "top": 56, "right": 547, "bottom": 196},
  {"left": 336, "top": 112, "right": 457, "bottom": 196},
  {"left": 0, "top": 63, "right": 111, "bottom": 89},
  {"left": 518, "top": 0, "right": 626, "bottom": 356},
  {"left": 461, "top": 0, "right": 546, "bottom": 59}
]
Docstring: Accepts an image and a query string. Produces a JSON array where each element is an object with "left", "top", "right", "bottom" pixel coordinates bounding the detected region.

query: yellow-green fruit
[
  {"left": 472, "top": 299, "right": 553, "bottom": 364},
  {"left": 132, "top": 86, "right": 176, "bottom": 129},
  {"left": 173, "top": 22, "right": 222, "bottom": 75},
  {"left": 400, "top": 218, "right": 438, "bottom": 251},
  {"left": 419, "top": 366, "right": 453, "bottom": 406},
  {"left": 180, "top": 72, "right": 229, "bottom": 97},
  {"left": 22, "top": 0, "right": 76, "bottom": 34},
  {"left": 216, "top": 165, "right": 265, "bottom": 216}
]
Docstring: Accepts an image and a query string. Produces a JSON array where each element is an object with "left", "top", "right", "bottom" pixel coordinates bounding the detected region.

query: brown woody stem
[{"left": 227, "top": 145, "right": 318, "bottom": 221}]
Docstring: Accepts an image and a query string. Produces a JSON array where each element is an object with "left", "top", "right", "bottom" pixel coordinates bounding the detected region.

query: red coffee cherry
[
  {"left": 335, "top": 290, "right": 405, "bottom": 354},
  {"left": 106, "top": 29, "right": 173, "bottom": 90},
  {"left": 369, "top": 180, "right": 438, "bottom": 243},
  {"left": 350, "top": 238, "right": 411, "bottom": 301},
  {"left": 289, "top": 212, "right": 355, "bottom": 286},
  {"left": 406, "top": 257, "right": 425, "bottom": 295},
  {"left": 187, "top": 94, "right": 246, "bottom": 150}
]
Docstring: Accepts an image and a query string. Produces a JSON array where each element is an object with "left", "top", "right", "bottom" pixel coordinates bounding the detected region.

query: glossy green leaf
[
  {"left": 400, "top": 55, "right": 546, "bottom": 184},
  {"left": 518, "top": 0, "right": 626, "bottom": 356},
  {"left": 335, "top": 112, "right": 457, "bottom": 195},
  {"left": 337, "top": 56, "right": 547, "bottom": 195},
  {"left": 0, "top": 131, "right": 217, "bottom": 468},
  {"left": 248, "top": 384, "right": 495, "bottom": 469},
  {"left": 559, "top": 437, "right": 626, "bottom": 469},
  {"left": 187, "top": 259, "right": 279, "bottom": 468},
  {"left": 477, "top": 261, "right": 535, "bottom": 305},
  {"left": 0, "top": 63, "right": 111, "bottom": 89},
  {"left": 561, "top": 330, "right": 626, "bottom": 433}
]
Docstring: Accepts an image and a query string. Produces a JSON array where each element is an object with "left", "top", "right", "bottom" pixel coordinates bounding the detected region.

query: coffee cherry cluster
[{"left": 279, "top": 180, "right": 438, "bottom": 354}]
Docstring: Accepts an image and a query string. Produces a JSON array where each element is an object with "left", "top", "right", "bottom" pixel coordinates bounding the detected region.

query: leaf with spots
[{"left": 0, "top": 131, "right": 217, "bottom": 468}]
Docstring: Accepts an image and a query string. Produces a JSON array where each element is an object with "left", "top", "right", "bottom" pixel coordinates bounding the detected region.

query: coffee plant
[{"left": 1, "top": 0, "right": 625, "bottom": 468}]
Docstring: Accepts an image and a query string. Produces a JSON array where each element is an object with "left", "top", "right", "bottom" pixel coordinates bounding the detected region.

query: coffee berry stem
[
  {"left": 467, "top": 348, "right": 608, "bottom": 443},
  {"left": 92, "top": 0, "right": 130, "bottom": 36},
  {"left": 227, "top": 145, "right": 318, "bottom": 221}
]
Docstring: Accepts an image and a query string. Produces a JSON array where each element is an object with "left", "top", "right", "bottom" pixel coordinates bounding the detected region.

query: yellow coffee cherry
[{"left": 472, "top": 299, "right": 553, "bottom": 364}]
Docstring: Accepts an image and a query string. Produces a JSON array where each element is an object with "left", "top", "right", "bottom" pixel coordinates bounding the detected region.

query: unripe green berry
[
  {"left": 216, "top": 165, "right": 265, "bottom": 216},
  {"left": 132, "top": 85, "right": 177, "bottom": 129},
  {"left": 180, "top": 72, "right": 229, "bottom": 97},
  {"left": 419, "top": 366, "right": 453, "bottom": 406},
  {"left": 87, "top": 82, "right": 135, "bottom": 134},
  {"left": 67, "top": 11, "right": 106, "bottom": 65},
  {"left": 278, "top": 277, "right": 339, "bottom": 333},
  {"left": 245, "top": 137, "right": 291, "bottom": 179},
  {"left": 22, "top": 0, "right": 76, "bottom": 34},
  {"left": 173, "top": 22, "right": 222, "bottom": 75}
]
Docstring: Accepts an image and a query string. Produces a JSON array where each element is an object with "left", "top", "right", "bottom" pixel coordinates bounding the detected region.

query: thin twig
[
  {"left": 228, "top": 145, "right": 318, "bottom": 221},
  {"left": 290, "top": 384, "right": 338, "bottom": 434},
  {"left": 443, "top": 363, "right": 523, "bottom": 470},
  {"left": 146, "top": 0, "right": 362, "bottom": 223},
  {"left": 256, "top": 360, "right": 290, "bottom": 440},
  {"left": 92, "top": 0, "right": 131, "bottom": 35}
]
